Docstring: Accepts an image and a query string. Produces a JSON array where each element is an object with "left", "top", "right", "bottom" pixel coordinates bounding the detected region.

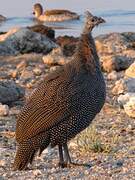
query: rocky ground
[{"left": 0, "top": 26, "right": 135, "bottom": 179}]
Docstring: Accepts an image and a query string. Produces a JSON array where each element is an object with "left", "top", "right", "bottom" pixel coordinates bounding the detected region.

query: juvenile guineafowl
[{"left": 13, "top": 11, "right": 106, "bottom": 170}]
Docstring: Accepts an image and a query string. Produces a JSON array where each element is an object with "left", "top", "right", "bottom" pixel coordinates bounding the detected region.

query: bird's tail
[
  {"left": 13, "top": 132, "right": 50, "bottom": 170},
  {"left": 13, "top": 142, "right": 35, "bottom": 170}
]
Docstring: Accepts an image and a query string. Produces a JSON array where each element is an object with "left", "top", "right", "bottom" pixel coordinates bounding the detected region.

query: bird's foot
[
  {"left": 65, "top": 162, "right": 91, "bottom": 168},
  {"left": 58, "top": 161, "right": 78, "bottom": 168},
  {"left": 58, "top": 162, "right": 67, "bottom": 168},
  {"left": 58, "top": 161, "right": 91, "bottom": 168}
]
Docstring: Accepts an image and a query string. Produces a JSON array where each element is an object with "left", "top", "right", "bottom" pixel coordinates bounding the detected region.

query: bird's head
[
  {"left": 33, "top": 3, "right": 43, "bottom": 17},
  {"left": 83, "top": 11, "right": 105, "bottom": 33}
]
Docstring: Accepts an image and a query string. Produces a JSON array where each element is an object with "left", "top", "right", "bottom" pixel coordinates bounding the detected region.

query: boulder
[
  {"left": 0, "top": 28, "right": 58, "bottom": 55},
  {"left": 112, "top": 78, "right": 135, "bottom": 95},
  {"left": 101, "top": 55, "right": 133, "bottom": 72},
  {"left": 95, "top": 32, "right": 135, "bottom": 55},
  {"left": 0, "top": 80, "right": 24, "bottom": 104},
  {"left": 27, "top": 24, "right": 55, "bottom": 40},
  {"left": 96, "top": 33, "right": 135, "bottom": 73},
  {"left": 114, "top": 77, "right": 135, "bottom": 118}
]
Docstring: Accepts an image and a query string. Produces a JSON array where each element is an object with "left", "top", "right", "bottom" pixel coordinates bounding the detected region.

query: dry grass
[{"left": 76, "top": 125, "right": 121, "bottom": 154}]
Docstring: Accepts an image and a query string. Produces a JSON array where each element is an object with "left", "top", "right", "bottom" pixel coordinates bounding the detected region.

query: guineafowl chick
[{"left": 13, "top": 11, "right": 106, "bottom": 170}]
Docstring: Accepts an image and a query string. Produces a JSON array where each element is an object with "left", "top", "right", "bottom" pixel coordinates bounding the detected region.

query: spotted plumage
[{"left": 13, "top": 11, "right": 106, "bottom": 170}]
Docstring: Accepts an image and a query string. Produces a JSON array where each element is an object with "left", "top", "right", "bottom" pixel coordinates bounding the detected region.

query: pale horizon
[{"left": 0, "top": 0, "right": 135, "bottom": 17}]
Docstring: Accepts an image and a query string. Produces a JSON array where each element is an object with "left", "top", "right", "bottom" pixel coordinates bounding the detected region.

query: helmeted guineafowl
[{"left": 13, "top": 11, "right": 106, "bottom": 170}]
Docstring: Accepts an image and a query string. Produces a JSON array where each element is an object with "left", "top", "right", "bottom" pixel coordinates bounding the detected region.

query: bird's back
[{"left": 44, "top": 9, "right": 77, "bottom": 16}]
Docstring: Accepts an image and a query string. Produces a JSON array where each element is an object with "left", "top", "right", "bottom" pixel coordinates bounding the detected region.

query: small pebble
[
  {"left": 0, "top": 103, "right": 9, "bottom": 116},
  {"left": 33, "top": 68, "right": 42, "bottom": 76},
  {"left": 107, "top": 71, "right": 118, "bottom": 81},
  {"left": 33, "top": 169, "right": 42, "bottom": 176}
]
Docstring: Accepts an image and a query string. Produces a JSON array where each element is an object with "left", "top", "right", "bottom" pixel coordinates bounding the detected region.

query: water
[{"left": 0, "top": 0, "right": 135, "bottom": 37}]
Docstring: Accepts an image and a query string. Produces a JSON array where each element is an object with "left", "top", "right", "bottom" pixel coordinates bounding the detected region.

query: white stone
[
  {"left": 124, "top": 97, "right": 135, "bottom": 118},
  {"left": 118, "top": 93, "right": 135, "bottom": 107},
  {"left": 33, "top": 68, "right": 42, "bottom": 76},
  {"left": 33, "top": 169, "right": 42, "bottom": 176},
  {"left": 0, "top": 103, "right": 9, "bottom": 116}
]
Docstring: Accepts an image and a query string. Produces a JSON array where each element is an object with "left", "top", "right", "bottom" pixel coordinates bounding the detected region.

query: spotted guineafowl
[{"left": 13, "top": 11, "right": 106, "bottom": 170}]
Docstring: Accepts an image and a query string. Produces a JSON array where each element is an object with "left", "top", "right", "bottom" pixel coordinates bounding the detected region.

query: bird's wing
[
  {"left": 44, "top": 9, "right": 76, "bottom": 16},
  {"left": 15, "top": 64, "right": 81, "bottom": 142}
]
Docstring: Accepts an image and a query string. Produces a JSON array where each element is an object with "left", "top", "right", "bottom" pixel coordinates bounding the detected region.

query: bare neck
[{"left": 74, "top": 32, "right": 100, "bottom": 73}]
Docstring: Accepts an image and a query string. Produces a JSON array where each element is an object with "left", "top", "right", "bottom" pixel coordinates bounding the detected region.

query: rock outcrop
[
  {"left": 0, "top": 28, "right": 58, "bottom": 55},
  {"left": 95, "top": 32, "right": 135, "bottom": 72},
  {"left": 101, "top": 55, "right": 133, "bottom": 72}
]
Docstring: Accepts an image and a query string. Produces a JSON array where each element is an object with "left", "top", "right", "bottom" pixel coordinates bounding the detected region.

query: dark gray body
[
  {"left": 13, "top": 12, "right": 106, "bottom": 170},
  {"left": 50, "top": 68, "right": 106, "bottom": 146}
]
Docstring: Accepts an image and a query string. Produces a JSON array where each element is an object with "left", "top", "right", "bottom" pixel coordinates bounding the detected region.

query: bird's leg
[
  {"left": 63, "top": 143, "right": 71, "bottom": 163},
  {"left": 58, "top": 145, "right": 65, "bottom": 168},
  {"left": 63, "top": 143, "right": 72, "bottom": 167},
  {"left": 63, "top": 143, "right": 89, "bottom": 168}
]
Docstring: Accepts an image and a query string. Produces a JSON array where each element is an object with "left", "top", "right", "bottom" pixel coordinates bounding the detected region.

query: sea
[{"left": 0, "top": 0, "right": 135, "bottom": 37}]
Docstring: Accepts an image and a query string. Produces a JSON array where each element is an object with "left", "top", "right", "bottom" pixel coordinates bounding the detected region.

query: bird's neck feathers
[{"left": 75, "top": 32, "right": 99, "bottom": 74}]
